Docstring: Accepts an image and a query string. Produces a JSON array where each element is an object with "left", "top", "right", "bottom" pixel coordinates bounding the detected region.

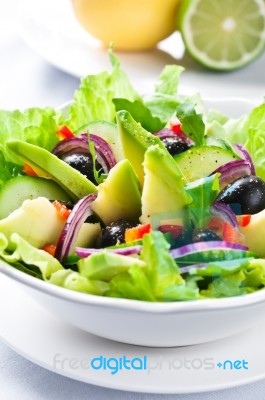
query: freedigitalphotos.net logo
[{"left": 53, "top": 354, "right": 249, "bottom": 375}]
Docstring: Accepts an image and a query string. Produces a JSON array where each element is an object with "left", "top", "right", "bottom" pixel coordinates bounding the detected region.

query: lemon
[
  {"left": 178, "top": 0, "right": 265, "bottom": 70},
  {"left": 72, "top": 0, "right": 181, "bottom": 51}
]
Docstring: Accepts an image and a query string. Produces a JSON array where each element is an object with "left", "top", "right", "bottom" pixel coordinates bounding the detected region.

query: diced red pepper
[
  {"left": 22, "top": 163, "right": 38, "bottom": 177},
  {"left": 237, "top": 214, "right": 251, "bottom": 227},
  {"left": 169, "top": 118, "right": 182, "bottom": 134},
  {"left": 57, "top": 125, "right": 75, "bottom": 140},
  {"left": 52, "top": 200, "right": 71, "bottom": 220},
  {"left": 42, "top": 244, "right": 57, "bottom": 256},
  {"left": 125, "top": 223, "right": 151, "bottom": 243}
]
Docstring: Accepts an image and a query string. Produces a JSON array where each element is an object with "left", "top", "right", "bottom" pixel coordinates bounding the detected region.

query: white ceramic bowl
[{"left": 0, "top": 97, "right": 263, "bottom": 348}]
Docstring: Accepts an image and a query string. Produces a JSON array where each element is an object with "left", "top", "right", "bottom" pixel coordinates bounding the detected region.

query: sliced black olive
[
  {"left": 216, "top": 175, "right": 265, "bottom": 215},
  {"left": 162, "top": 136, "right": 192, "bottom": 156},
  {"left": 61, "top": 152, "right": 102, "bottom": 184},
  {"left": 100, "top": 220, "right": 137, "bottom": 247}
]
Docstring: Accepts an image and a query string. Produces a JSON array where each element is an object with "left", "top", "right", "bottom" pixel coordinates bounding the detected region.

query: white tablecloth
[{"left": 1, "top": 2, "right": 265, "bottom": 399}]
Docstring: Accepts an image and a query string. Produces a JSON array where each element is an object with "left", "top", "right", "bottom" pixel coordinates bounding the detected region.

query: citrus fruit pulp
[{"left": 178, "top": 0, "right": 265, "bottom": 70}]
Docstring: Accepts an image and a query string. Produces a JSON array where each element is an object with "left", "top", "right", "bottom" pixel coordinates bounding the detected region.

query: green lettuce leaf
[
  {"left": 140, "top": 231, "right": 198, "bottom": 300},
  {"left": 0, "top": 151, "right": 22, "bottom": 187},
  {"left": 208, "top": 102, "right": 265, "bottom": 179},
  {"left": 113, "top": 98, "right": 165, "bottom": 132},
  {"left": 155, "top": 65, "right": 184, "bottom": 96},
  {"left": 188, "top": 258, "right": 265, "bottom": 298},
  {"left": 185, "top": 173, "right": 220, "bottom": 228},
  {"left": 66, "top": 51, "right": 139, "bottom": 131},
  {"left": 0, "top": 107, "right": 58, "bottom": 165},
  {"left": 78, "top": 252, "right": 146, "bottom": 281},
  {"left": 0, "top": 233, "right": 63, "bottom": 280},
  {"left": 49, "top": 269, "right": 109, "bottom": 295},
  {"left": 143, "top": 93, "right": 181, "bottom": 125},
  {"left": 108, "top": 268, "right": 155, "bottom": 301},
  {"left": 176, "top": 101, "right": 205, "bottom": 146}
]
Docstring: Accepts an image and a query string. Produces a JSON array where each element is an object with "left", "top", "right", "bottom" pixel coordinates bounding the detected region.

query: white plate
[
  {"left": 1, "top": 274, "right": 265, "bottom": 394},
  {"left": 18, "top": 0, "right": 265, "bottom": 99}
]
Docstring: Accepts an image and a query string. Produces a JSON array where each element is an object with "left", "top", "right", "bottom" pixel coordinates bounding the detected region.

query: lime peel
[{"left": 178, "top": 0, "right": 265, "bottom": 70}]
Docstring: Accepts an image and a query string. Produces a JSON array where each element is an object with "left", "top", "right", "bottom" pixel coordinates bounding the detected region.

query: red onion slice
[
  {"left": 55, "top": 194, "right": 97, "bottom": 261},
  {"left": 52, "top": 133, "right": 116, "bottom": 174},
  {"left": 75, "top": 245, "right": 142, "bottom": 258},
  {"left": 234, "top": 144, "right": 255, "bottom": 175},
  {"left": 170, "top": 241, "right": 248, "bottom": 259},
  {"left": 211, "top": 159, "right": 252, "bottom": 189},
  {"left": 154, "top": 128, "right": 194, "bottom": 146},
  {"left": 210, "top": 201, "right": 238, "bottom": 229}
]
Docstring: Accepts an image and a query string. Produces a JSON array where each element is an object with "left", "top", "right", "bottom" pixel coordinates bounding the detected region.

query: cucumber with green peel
[
  {"left": 173, "top": 249, "right": 256, "bottom": 267},
  {"left": 0, "top": 176, "right": 71, "bottom": 219},
  {"left": 75, "top": 120, "right": 123, "bottom": 162},
  {"left": 174, "top": 145, "right": 239, "bottom": 182}
]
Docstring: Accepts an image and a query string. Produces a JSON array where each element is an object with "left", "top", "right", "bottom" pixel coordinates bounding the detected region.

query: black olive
[
  {"left": 100, "top": 220, "right": 137, "bottom": 247},
  {"left": 192, "top": 229, "right": 221, "bottom": 243},
  {"left": 173, "top": 229, "right": 193, "bottom": 248},
  {"left": 216, "top": 175, "right": 265, "bottom": 215},
  {"left": 162, "top": 137, "right": 192, "bottom": 156},
  {"left": 61, "top": 152, "right": 102, "bottom": 184}
]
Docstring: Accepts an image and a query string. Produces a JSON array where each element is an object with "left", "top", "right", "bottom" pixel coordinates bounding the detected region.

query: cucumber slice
[
  {"left": 174, "top": 249, "right": 255, "bottom": 267},
  {"left": 76, "top": 120, "right": 123, "bottom": 162},
  {"left": 174, "top": 145, "right": 239, "bottom": 182},
  {"left": 0, "top": 176, "right": 71, "bottom": 219}
]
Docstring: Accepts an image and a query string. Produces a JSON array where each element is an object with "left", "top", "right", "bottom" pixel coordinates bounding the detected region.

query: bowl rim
[
  {"left": 0, "top": 96, "right": 264, "bottom": 314},
  {"left": 2, "top": 258, "right": 265, "bottom": 314}
]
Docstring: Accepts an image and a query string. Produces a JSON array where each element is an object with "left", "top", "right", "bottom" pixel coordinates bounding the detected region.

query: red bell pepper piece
[
  {"left": 125, "top": 223, "right": 151, "bottom": 242},
  {"left": 52, "top": 200, "right": 71, "bottom": 220},
  {"left": 57, "top": 125, "right": 75, "bottom": 140}
]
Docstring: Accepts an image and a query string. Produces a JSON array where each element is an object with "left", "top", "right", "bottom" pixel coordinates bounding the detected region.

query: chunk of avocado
[
  {"left": 0, "top": 196, "right": 101, "bottom": 251},
  {"left": 6, "top": 140, "right": 97, "bottom": 201},
  {"left": 92, "top": 159, "right": 141, "bottom": 225},
  {"left": 0, "top": 197, "right": 66, "bottom": 250},
  {"left": 116, "top": 110, "right": 164, "bottom": 186},
  {"left": 239, "top": 210, "right": 265, "bottom": 257},
  {"left": 140, "top": 145, "right": 190, "bottom": 225}
]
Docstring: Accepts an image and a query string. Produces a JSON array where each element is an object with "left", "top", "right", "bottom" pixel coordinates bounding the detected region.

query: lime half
[{"left": 178, "top": 0, "right": 265, "bottom": 70}]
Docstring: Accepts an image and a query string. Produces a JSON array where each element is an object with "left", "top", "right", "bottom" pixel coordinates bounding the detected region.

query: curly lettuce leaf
[
  {"left": 0, "top": 233, "right": 63, "bottom": 280},
  {"left": 0, "top": 107, "right": 59, "bottom": 165},
  {"left": 49, "top": 269, "right": 109, "bottom": 295},
  {"left": 154, "top": 65, "right": 184, "bottom": 96},
  {"left": 66, "top": 51, "right": 139, "bottom": 131},
  {"left": 78, "top": 252, "right": 146, "bottom": 281},
  {"left": 188, "top": 258, "right": 265, "bottom": 298},
  {"left": 140, "top": 231, "right": 198, "bottom": 301},
  {"left": 208, "top": 102, "right": 265, "bottom": 179}
]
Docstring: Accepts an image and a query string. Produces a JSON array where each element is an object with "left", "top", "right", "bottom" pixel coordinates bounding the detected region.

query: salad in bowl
[{"left": 0, "top": 52, "right": 265, "bottom": 306}]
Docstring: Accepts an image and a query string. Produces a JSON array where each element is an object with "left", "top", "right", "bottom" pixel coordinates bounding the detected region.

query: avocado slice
[
  {"left": 116, "top": 110, "right": 164, "bottom": 186},
  {"left": 92, "top": 159, "right": 141, "bottom": 225},
  {"left": 7, "top": 140, "right": 97, "bottom": 201},
  {"left": 140, "top": 145, "right": 190, "bottom": 226}
]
